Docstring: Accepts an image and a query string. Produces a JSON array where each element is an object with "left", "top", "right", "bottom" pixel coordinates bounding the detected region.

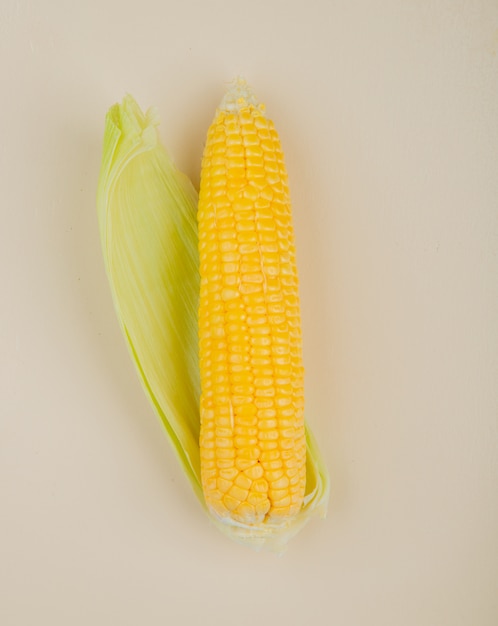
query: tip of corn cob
[{"left": 218, "top": 76, "right": 266, "bottom": 115}]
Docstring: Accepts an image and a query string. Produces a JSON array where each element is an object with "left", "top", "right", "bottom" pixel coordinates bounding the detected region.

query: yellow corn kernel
[{"left": 198, "top": 78, "right": 306, "bottom": 529}]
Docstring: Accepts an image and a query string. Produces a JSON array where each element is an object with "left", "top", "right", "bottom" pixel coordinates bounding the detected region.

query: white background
[{"left": 1, "top": 1, "right": 497, "bottom": 624}]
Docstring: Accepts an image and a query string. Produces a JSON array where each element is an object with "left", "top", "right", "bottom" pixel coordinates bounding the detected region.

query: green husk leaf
[{"left": 96, "top": 94, "right": 329, "bottom": 550}]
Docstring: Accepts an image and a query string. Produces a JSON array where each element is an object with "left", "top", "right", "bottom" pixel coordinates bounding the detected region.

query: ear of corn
[
  {"left": 199, "top": 79, "right": 307, "bottom": 531},
  {"left": 97, "top": 86, "right": 329, "bottom": 551}
]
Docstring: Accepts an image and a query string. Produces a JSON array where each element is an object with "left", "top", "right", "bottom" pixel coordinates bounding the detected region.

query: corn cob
[
  {"left": 98, "top": 89, "right": 329, "bottom": 551},
  {"left": 198, "top": 79, "right": 307, "bottom": 529}
]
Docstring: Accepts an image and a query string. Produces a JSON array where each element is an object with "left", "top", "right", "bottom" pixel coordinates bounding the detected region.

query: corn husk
[{"left": 96, "top": 94, "right": 329, "bottom": 550}]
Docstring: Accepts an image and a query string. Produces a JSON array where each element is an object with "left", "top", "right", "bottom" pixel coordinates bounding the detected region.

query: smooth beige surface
[{"left": 1, "top": 1, "right": 497, "bottom": 624}]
